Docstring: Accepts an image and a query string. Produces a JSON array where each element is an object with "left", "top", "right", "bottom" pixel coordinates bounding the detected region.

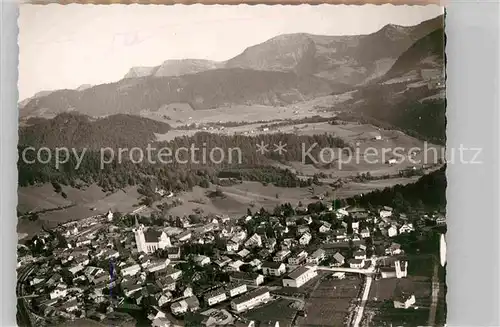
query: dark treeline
[
  {"left": 217, "top": 167, "right": 313, "bottom": 188},
  {"left": 345, "top": 166, "right": 446, "bottom": 212},
  {"left": 155, "top": 131, "right": 350, "bottom": 166},
  {"left": 19, "top": 112, "right": 171, "bottom": 150},
  {"left": 18, "top": 132, "right": 346, "bottom": 192},
  {"left": 175, "top": 119, "right": 281, "bottom": 130},
  {"left": 18, "top": 147, "right": 217, "bottom": 192},
  {"left": 342, "top": 82, "right": 446, "bottom": 145}
]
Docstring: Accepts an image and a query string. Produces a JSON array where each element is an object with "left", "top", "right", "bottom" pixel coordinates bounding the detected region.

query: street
[{"left": 352, "top": 276, "right": 373, "bottom": 327}]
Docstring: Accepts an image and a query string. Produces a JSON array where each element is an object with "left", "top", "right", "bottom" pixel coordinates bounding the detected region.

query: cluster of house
[{"left": 18, "top": 202, "right": 443, "bottom": 326}]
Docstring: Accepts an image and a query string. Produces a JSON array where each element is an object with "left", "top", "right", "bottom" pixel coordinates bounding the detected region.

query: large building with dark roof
[
  {"left": 133, "top": 224, "right": 171, "bottom": 254},
  {"left": 282, "top": 266, "right": 317, "bottom": 288}
]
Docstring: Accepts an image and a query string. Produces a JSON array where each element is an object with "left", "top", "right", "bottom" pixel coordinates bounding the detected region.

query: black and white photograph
[{"left": 16, "top": 4, "right": 447, "bottom": 327}]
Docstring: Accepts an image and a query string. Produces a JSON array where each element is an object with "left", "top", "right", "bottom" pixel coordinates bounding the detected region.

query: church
[{"left": 133, "top": 222, "right": 171, "bottom": 254}]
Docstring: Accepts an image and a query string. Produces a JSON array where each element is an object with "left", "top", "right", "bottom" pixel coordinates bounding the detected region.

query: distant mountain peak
[{"left": 20, "top": 15, "right": 444, "bottom": 119}]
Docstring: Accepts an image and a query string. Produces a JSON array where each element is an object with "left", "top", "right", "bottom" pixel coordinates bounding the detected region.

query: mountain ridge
[
  {"left": 19, "top": 15, "right": 444, "bottom": 121},
  {"left": 120, "top": 15, "right": 442, "bottom": 84},
  {"left": 20, "top": 68, "right": 347, "bottom": 118}
]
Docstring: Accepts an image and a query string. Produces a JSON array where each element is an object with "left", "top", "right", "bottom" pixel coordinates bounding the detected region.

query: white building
[
  {"left": 354, "top": 250, "right": 367, "bottom": 260},
  {"left": 147, "top": 259, "right": 171, "bottom": 273},
  {"left": 231, "top": 287, "right": 271, "bottom": 313},
  {"left": 288, "top": 251, "right": 308, "bottom": 265},
  {"left": 299, "top": 232, "right": 312, "bottom": 245},
  {"left": 226, "top": 282, "right": 248, "bottom": 298},
  {"left": 380, "top": 210, "right": 393, "bottom": 219},
  {"left": 360, "top": 228, "right": 371, "bottom": 238},
  {"left": 380, "top": 260, "right": 408, "bottom": 279},
  {"left": 352, "top": 221, "right": 360, "bottom": 231},
  {"left": 170, "top": 300, "right": 188, "bottom": 315},
  {"left": 134, "top": 224, "right": 171, "bottom": 254},
  {"left": 282, "top": 266, "right": 317, "bottom": 288},
  {"left": 152, "top": 317, "right": 172, "bottom": 327},
  {"left": 167, "top": 247, "right": 181, "bottom": 259},
  {"left": 273, "top": 250, "right": 291, "bottom": 262},
  {"left": 306, "top": 249, "right": 326, "bottom": 265},
  {"left": 238, "top": 249, "right": 251, "bottom": 258},
  {"left": 319, "top": 222, "right": 331, "bottom": 233},
  {"left": 336, "top": 208, "right": 349, "bottom": 218},
  {"left": 170, "top": 296, "right": 200, "bottom": 315},
  {"left": 262, "top": 262, "right": 286, "bottom": 276},
  {"left": 393, "top": 294, "right": 416, "bottom": 309},
  {"left": 226, "top": 241, "right": 239, "bottom": 252},
  {"left": 230, "top": 272, "right": 264, "bottom": 286},
  {"left": 121, "top": 264, "right": 141, "bottom": 277},
  {"left": 349, "top": 259, "right": 365, "bottom": 269},
  {"left": 106, "top": 210, "right": 114, "bottom": 222},
  {"left": 50, "top": 284, "right": 68, "bottom": 299},
  {"left": 388, "top": 225, "right": 398, "bottom": 238},
  {"left": 395, "top": 260, "right": 408, "bottom": 278},
  {"left": 244, "top": 234, "right": 263, "bottom": 248},
  {"left": 399, "top": 223, "right": 415, "bottom": 234},
  {"left": 332, "top": 272, "right": 346, "bottom": 280},
  {"left": 385, "top": 243, "right": 403, "bottom": 256},
  {"left": 177, "top": 231, "right": 192, "bottom": 242},
  {"left": 227, "top": 260, "right": 245, "bottom": 272},
  {"left": 332, "top": 252, "right": 345, "bottom": 266},
  {"left": 68, "top": 263, "right": 85, "bottom": 275},
  {"left": 194, "top": 255, "right": 211, "bottom": 267},
  {"left": 204, "top": 287, "right": 227, "bottom": 306}
]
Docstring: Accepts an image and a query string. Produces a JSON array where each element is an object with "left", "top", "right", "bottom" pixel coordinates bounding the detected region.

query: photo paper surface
[{"left": 17, "top": 4, "right": 446, "bottom": 326}]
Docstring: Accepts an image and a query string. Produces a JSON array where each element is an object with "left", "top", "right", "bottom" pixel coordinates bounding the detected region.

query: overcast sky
[{"left": 19, "top": 4, "right": 443, "bottom": 100}]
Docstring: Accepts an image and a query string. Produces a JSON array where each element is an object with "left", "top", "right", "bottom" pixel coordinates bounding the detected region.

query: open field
[
  {"left": 157, "top": 120, "right": 444, "bottom": 181},
  {"left": 296, "top": 276, "right": 363, "bottom": 327},
  {"left": 165, "top": 177, "right": 422, "bottom": 219},
  {"left": 17, "top": 169, "right": 429, "bottom": 237},
  {"left": 17, "top": 183, "right": 80, "bottom": 213},
  {"left": 361, "top": 255, "right": 444, "bottom": 327},
  {"left": 362, "top": 277, "right": 432, "bottom": 327},
  {"left": 17, "top": 185, "right": 143, "bottom": 236},
  {"left": 141, "top": 94, "right": 351, "bottom": 128},
  {"left": 165, "top": 182, "right": 332, "bottom": 218}
]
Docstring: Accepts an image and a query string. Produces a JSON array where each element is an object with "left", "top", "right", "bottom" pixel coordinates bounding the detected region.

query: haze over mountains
[
  {"left": 19, "top": 15, "right": 445, "bottom": 142},
  {"left": 120, "top": 15, "right": 442, "bottom": 84}
]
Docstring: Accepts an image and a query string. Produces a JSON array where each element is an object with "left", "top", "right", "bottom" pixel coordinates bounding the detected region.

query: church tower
[
  {"left": 395, "top": 260, "right": 408, "bottom": 278},
  {"left": 132, "top": 216, "right": 147, "bottom": 253}
]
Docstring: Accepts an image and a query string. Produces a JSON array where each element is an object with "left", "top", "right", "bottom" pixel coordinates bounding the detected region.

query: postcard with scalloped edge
[{"left": 17, "top": 4, "right": 446, "bottom": 326}]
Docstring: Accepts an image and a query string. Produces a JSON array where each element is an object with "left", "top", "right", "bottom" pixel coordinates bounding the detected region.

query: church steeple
[{"left": 133, "top": 217, "right": 147, "bottom": 254}]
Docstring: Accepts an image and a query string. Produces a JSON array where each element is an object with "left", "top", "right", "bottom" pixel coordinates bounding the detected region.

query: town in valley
[{"left": 17, "top": 5, "right": 446, "bottom": 327}]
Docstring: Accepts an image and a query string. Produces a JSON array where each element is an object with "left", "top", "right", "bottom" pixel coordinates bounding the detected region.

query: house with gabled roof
[
  {"left": 282, "top": 266, "right": 317, "bottom": 288},
  {"left": 332, "top": 252, "right": 345, "bottom": 266},
  {"left": 204, "top": 287, "right": 227, "bottom": 306},
  {"left": 307, "top": 248, "right": 326, "bottom": 265},
  {"left": 262, "top": 262, "right": 286, "bottom": 276},
  {"left": 230, "top": 287, "right": 271, "bottom": 313}
]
